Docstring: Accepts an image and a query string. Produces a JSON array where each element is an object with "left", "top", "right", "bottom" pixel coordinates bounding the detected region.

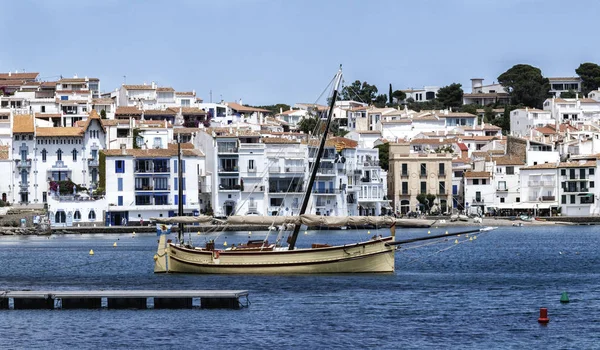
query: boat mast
[
  {"left": 288, "top": 66, "right": 343, "bottom": 250},
  {"left": 177, "top": 135, "right": 184, "bottom": 242}
]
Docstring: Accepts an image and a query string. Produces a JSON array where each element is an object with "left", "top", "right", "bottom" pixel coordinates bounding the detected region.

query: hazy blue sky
[{"left": 1, "top": 0, "right": 599, "bottom": 105}]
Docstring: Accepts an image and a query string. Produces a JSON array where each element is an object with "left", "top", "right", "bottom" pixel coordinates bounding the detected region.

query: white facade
[{"left": 510, "top": 108, "right": 553, "bottom": 137}]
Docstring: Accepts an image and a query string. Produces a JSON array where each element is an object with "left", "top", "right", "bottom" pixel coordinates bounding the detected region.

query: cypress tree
[{"left": 389, "top": 83, "right": 393, "bottom": 104}]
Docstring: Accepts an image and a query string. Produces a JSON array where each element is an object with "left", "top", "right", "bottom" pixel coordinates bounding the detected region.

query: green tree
[
  {"left": 575, "top": 62, "right": 600, "bottom": 96},
  {"left": 498, "top": 64, "right": 550, "bottom": 108},
  {"left": 340, "top": 80, "right": 379, "bottom": 103},
  {"left": 560, "top": 90, "right": 577, "bottom": 98},
  {"left": 416, "top": 193, "right": 436, "bottom": 214},
  {"left": 374, "top": 94, "right": 388, "bottom": 108},
  {"left": 100, "top": 109, "right": 106, "bottom": 119},
  {"left": 255, "top": 103, "right": 291, "bottom": 115},
  {"left": 461, "top": 104, "right": 478, "bottom": 115},
  {"left": 392, "top": 90, "right": 406, "bottom": 103},
  {"left": 491, "top": 105, "right": 517, "bottom": 134},
  {"left": 388, "top": 84, "right": 393, "bottom": 104},
  {"left": 298, "top": 115, "right": 320, "bottom": 134},
  {"left": 436, "top": 83, "right": 464, "bottom": 109},
  {"left": 375, "top": 143, "right": 389, "bottom": 171},
  {"left": 483, "top": 105, "right": 494, "bottom": 123}
]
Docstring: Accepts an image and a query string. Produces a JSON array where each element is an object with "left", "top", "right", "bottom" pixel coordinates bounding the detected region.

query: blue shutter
[
  {"left": 174, "top": 195, "right": 178, "bottom": 205},
  {"left": 174, "top": 160, "right": 178, "bottom": 174},
  {"left": 183, "top": 178, "right": 186, "bottom": 190},
  {"left": 182, "top": 160, "right": 186, "bottom": 173},
  {"left": 174, "top": 178, "right": 178, "bottom": 191},
  {"left": 118, "top": 178, "right": 123, "bottom": 191},
  {"left": 183, "top": 195, "right": 186, "bottom": 205},
  {"left": 118, "top": 196, "right": 123, "bottom": 206}
]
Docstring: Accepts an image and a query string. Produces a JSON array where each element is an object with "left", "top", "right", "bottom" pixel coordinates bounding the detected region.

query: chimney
[
  {"left": 239, "top": 99, "right": 243, "bottom": 106},
  {"left": 120, "top": 143, "right": 126, "bottom": 155},
  {"left": 7, "top": 72, "right": 11, "bottom": 77},
  {"left": 280, "top": 107, "right": 283, "bottom": 114},
  {"left": 151, "top": 81, "right": 156, "bottom": 89}
]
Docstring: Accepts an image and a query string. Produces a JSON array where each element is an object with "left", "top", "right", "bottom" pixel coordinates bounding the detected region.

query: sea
[{"left": 1, "top": 225, "right": 600, "bottom": 350}]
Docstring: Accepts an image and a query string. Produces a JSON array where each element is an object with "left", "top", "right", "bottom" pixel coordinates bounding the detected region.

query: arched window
[
  {"left": 74, "top": 210, "right": 81, "bottom": 220},
  {"left": 88, "top": 210, "right": 96, "bottom": 220},
  {"left": 72, "top": 149, "right": 78, "bottom": 162},
  {"left": 55, "top": 211, "right": 66, "bottom": 223},
  {"left": 41, "top": 149, "right": 47, "bottom": 162},
  {"left": 57, "top": 149, "right": 63, "bottom": 161}
]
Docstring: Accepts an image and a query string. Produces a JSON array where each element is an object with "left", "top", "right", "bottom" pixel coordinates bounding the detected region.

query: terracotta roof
[
  {"left": 102, "top": 148, "right": 203, "bottom": 157},
  {"left": 580, "top": 98, "right": 597, "bottom": 103},
  {"left": 176, "top": 91, "right": 195, "bottom": 96},
  {"left": 167, "top": 142, "right": 195, "bottom": 150},
  {"left": 464, "top": 171, "right": 491, "bottom": 178},
  {"left": 173, "top": 127, "right": 201, "bottom": 134},
  {"left": 557, "top": 161, "right": 596, "bottom": 168},
  {"left": 304, "top": 139, "right": 338, "bottom": 148},
  {"left": 101, "top": 119, "right": 130, "bottom": 126},
  {"left": 461, "top": 135, "right": 498, "bottom": 141},
  {"left": 92, "top": 98, "right": 114, "bottom": 105},
  {"left": 13, "top": 114, "right": 34, "bottom": 133},
  {"left": 115, "top": 107, "right": 143, "bottom": 116},
  {"left": 0, "top": 145, "right": 9, "bottom": 160},
  {"left": 464, "top": 92, "right": 510, "bottom": 98},
  {"left": 520, "top": 163, "right": 558, "bottom": 170},
  {"left": 548, "top": 77, "right": 581, "bottom": 81},
  {"left": 34, "top": 113, "right": 62, "bottom": 119},
  {"left": 156, "top": 87, "right": 174, "bottom": 92},
  {"left": 457, "top": 143, "right": 468, "bottom": 151},
  {"left": 80, "top": 110, "right": 104, "bottom": 132},
  {"left": 143, "top": 108, "right": 177, "bottom": 116},
  {"left": 534, "top": 126, "right": 557, "bottom": 134},
  {"left": 261, "top": 137, "right": 300, "bottom": 144},
  {"left": 227, "top": 102, "right": 270, "bottom": 113},
  {"left": 36, "top": 127, "right": 83, "bottom": 137},
  {"left": 329, "top": 136, "right": 358, "bottom": 149},
  {"left": 58, "top": 78, "right": 88, "bottom": 83},
  {"left": 179, "top": 107, "right": 206, "bottom": 115},
  {"left": 464, "top": 124, "right": 501, "bottom": 131},
  {"left": 0, "top": 79, "right": 26, "bottom": 86},
  {"left": 41, "top": 81, "right": 57, "bottom": 88},
  {"left": 56, "top": 99, "right": 88, "bottom": 105},
  {"left": 205, "top": 127, "right": 260, "bottom": 137},
  {"left": 356, "top": 130, "right": 382, "bottom": 134},
  {"left": 494, "top": 156, "right": 525, "bottom": 165},
  {"left": 0, "top": 72, "right": 38, "bottom": 80},
  {"left": 452, "top": 157, "right": 470, "bottom": 164},
  {"left": 123, "top": 84, "right": 154, "bottom": 90}
]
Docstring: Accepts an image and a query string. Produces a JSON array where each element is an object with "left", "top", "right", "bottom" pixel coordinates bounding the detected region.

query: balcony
[
  {"left": 15, "top": 159, "right": 32, "bottom": 169},
  {"left": 528, "top": 181, "right": 540, "bottom": 187},
  {"left": 313, "top": 189, "right": 340, "bottom": 195},
  {"left": 497, "top": 186, "right": 508, "bottom": 191},
  {"left": 420, "top": 173, "right": 427, "bottom": 178},
  {"left": 219, "top": 184, "right": 241, "bottom": 191},
  {"left": 135, "top": 185, "right": 154, "bottom": 191},
  {"left": 220, "top": 166, "right": 239, "bottom": 173},
  {"left": 401, "top": 172, "right": 409, "bottom": 178},
  {"left": 248, "top": 203, "right": 258, "bottom": 211},
  {"left": 135, "top": 166, "right": 170, "bottom": 173},
  {"left": 363, "top": 161, "right": 379, "bottom": 167},
  {"left": 472, "top": 197, "right": 484, "bottom": 204},
  {"left": 285, "top": 166, "right": 305, "bottom": 173},
  {"left": 317, "top": 168, "right": 336, "bottom": 175},
  {"left": 19, "top": 182, "right": 28, "bottom": 192},
  {"left": 269, "top": 166, "right": 281, "bottom": 173},
  {"left": 541, "top": 196, "right": 556, "bottom": 201},
  {"left": 438, "top": 172, "right": 446, "bottom": 177},
  {"left": 88, "top": 159, "right": 99, "bottom": 167},
  {"left": 217, "top": 146, "right": 238, "bottom": 154},
  {"left": 542, "top": 181, "right": 555, "bottom": 186}
]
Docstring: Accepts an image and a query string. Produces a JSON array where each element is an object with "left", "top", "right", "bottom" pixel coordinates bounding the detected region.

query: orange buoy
[{"left": 538, "top": 308, "right": 549, "bottom": 324}]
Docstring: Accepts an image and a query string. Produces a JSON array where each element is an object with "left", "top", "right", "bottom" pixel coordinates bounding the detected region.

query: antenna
[{"left": 123, "top": 75, "right": 126, "bottom": 85}]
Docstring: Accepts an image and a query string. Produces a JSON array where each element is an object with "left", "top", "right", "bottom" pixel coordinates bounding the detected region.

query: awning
[{"left": 498, "top": 202, "right": 558, "bottom": 210}]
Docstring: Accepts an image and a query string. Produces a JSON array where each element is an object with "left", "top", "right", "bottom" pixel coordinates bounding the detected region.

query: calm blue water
[{"left": 1, "top": 225, "right": 600, "bottom": 349}]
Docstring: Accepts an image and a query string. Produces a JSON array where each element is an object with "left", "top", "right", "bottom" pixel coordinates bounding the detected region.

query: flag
[{"left": 156, "top": 223, "right": 172, "bottom": 236}]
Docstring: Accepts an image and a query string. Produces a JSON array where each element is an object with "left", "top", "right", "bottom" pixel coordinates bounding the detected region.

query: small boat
[
  {"left": 512, "top": 222, "right": 524, "bottom": 227},
  {"left": 450, "top": 214, "right": 458, "bottom": 222},
  {"left": 458, "top": 215, "right": 469, "bottom": 222},
  {"left": 520, "top": 215, "right": 533, "bottom": 222}
]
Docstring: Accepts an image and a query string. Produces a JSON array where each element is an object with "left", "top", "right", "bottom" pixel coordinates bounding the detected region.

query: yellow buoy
[
  {"left": 153, "top": 254, "right": 158, "bottom": 261},
  {"left": 428, "top": 230, "right": 431, "bottom": 235},
  {"left": 367, "top": 231, "right": 371, "bottom": 235},
  {"left": 132, "top": 231, "right": 136, "bottom": 236},
  {"left": 113, "top": 242, "right": 117, "bottom": 247},
  {"left": 466, "top": 234, "right": 469, "bottom": 237},
  {"left": 469, "top": 237, "right": 473, "bottom": 241},
  {"left": 304, "top": 231, "right": 308, "bottom": 235},
  {"left": 224, "top": 241, "right": 228, "bottom": 246},
  {"left": 474, "top": 235, "right": 477, "bottom": 240},
  {"left": 454, "top": 239, "right": 458, "bottom": 244},
  {"left": 89, "top": 249, "right": 94, "bottom": 255},
  {"left": 457, "top": 234, "right": 461, "bottom": 237},
  {"left": 197, "top": 231, "right": 201, "bottom": 235},
  {"left": 445, "top": 231, "right": 448, "bottom": 235},
  {"left": 248, "top": 231, "right": 252, "bottom": 236}
]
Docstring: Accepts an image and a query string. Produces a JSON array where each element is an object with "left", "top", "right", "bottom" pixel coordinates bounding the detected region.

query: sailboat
[{"left": 153, "top": 66, "right": 495, "bottom": 274}]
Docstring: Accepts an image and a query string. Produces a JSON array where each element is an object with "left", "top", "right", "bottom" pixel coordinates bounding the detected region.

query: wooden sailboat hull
[{"left": 155, "top": 237, "right": 396, "bottom": 274}]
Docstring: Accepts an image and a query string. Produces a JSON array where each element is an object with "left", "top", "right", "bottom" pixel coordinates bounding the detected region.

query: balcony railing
[
  {"left": 88, "top": 159, "right": 99, "bottom": 167},
  {"left": 218, "top": 146, "right": 238, "bottom": 153},
  {"left": 542, "top": 181, "right": 555, "bottom": 186},
  {"left": 497, "top": 187, "right": 508, "bottom": 191},
  {"left": 15, "top": 159, "right": 32, "bottom": 168},
  {"left": 285, "top": 166, "right": 305, "bottom": 173},
  {"left": 364, "top": 161, "right": 379, "bottom": 167},
  {"left": 220, "top": 166, "right": 239, "bottom": 172},
  {"left": 438, "top": 172, "right": 446, "bottom": 177},
  {"left": 269, "top": 166, "right": 281, "bottom": 173},
  {"left": 541, "top": 196, "right": 556, "bottom": 201},
  {"left": 135, "top": 167, "right": 170, "bottom": 173},
  {"left": 472, "top": 197, "right": 484, "bottom": 204},
  {"left": 420, "top": 173, "right": 427, "bottom": 178},
  {"left": 401, "top": 172, "right": 409, "bottom": 178},
  {"left": 317, "top": 168, "right": 335, "bottom": 175},
  {"left": 313, "top": 189, "right": 340, "bottom": 194}
]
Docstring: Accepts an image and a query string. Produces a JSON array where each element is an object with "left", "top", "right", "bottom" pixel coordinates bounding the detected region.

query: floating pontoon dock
[{"left": 0, "top": 290, "right": 249, "bottom": 310}]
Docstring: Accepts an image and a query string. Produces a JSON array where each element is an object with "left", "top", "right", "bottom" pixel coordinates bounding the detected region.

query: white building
[
  {"left": 518, "top": 163, "right": 559, "bottom": 216},
  {"left": 102, "top": 143, "right": 204, "bottom": 226},
  {"left": 463, "top": 171, "right": 494, "bottom": 215},
  {"left": 510, "top": 108, "right": 553, "bottom": 137},
  {"left": 463, "top": 78, "right": 510, "bottom": 106},
  {"left": 548, "top": 77, "right": 582, "bottom": 97},
  {"left": 401, "top": 86, "right": 439, "bottom": 103}
]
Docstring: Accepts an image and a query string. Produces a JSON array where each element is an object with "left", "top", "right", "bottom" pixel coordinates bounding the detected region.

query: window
[
  {"left": 570, "top": 195, "right": 576, "bottom": 204},
  {"left": 117, "top": 129, "right": 129, "bottom": 138},
  {"left": 88, "top": 210, "right": 96, "bottom": 220},
  {"left": 174, "top": 178, "right": 178, "bottom": 191},
  {"left": 482, "top": 179, "right": 487, "bottom": 185},
  {"left": 60, "top": 96, "right": 68, "bottom": 101},
  {"left": 561, "top": 195, "right": 566, "bottom": 204},
  {"left": 42, "top": 192, "right": 47, "bottom": 203},
  {"left": 41, "top": 149, "right": 47, "bottom": 162},
  {"left": 174, "top": 160, "right": 178, "bottom": 173},
  {"left": 401, "top": 163, "right": 408, "bottom": 176},
  {"left": 590, "top": 168, "right": 595, "bottom": 175},
  {"left": 182, "top": 160, "right": 186, "bottom": 173},
  {"left": 580, "top": 169, "right": 586, "bottom": 179},
  {"left": 56, "top": 149, "right": 62, "bottom": 161},
  {"left": 561, "top": 169, "right": 566, "bottom": 176},
  {"left": 118, "top": 178, "right": 123, "bottom": 191},
  {"left": 183, "top": 195, "right": 186, "bottom": 205},
  {"left": 591, "top": 181, "right": 595, "bottom": 188},
  {"left": 74, "top": 210, "right": 81, "bottom": 220},
  {"left": 72, "top": 149, "right": 77, "bottom": 161},
  {"left": 249, "top": 159, "right": 255, "bottom": 170},
  {"left": 438, "top": 181, "right": 445, "bottom": 194},
  {"left": 473, "top": 179, "right": 479, "bottom": 185},
  {"left": 516, "top": 197, "right": 520, "bottom": 202},
  {"left": 500, "top": 197, "right": 505, "bottom": 203},
  {"left": 506, "top": 166, "right": 515, "bottom": 175},
  {"left": 401, "top": 182, "right": 408, "bottom": 195},
  {"left": 174, "top": 195, "right": 178, "bottom": 205},
  {"left": 420, "top": 163, "right": 426, "bottom": 176},
  {"left": 498, "top": 181, "right": 507, "bottom": 191},
  {"left": 118, "top": 196, "right": 123, "bottom": 206},
  {"left": 438, "top": 163, "right": 445, "bottom": 176},
  {"left": 115, "top": 160, "right": 125, "bottom": 173},
  {"left": 55, "top": 211, "right": 66, "bottom": 223},
  {"left": 41, "top": 106, "right": 46, "bottom": 113},
  {"left": 91, "top": 169, "right": 97, "bottom": 183},
  {"left": 420, "top": 181, "right": 426, "bottom": 194}
]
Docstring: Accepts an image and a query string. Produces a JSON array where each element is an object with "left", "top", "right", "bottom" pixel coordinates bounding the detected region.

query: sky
[{"left": 1, "top": 0, "right": 600, "bottom": 106}]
